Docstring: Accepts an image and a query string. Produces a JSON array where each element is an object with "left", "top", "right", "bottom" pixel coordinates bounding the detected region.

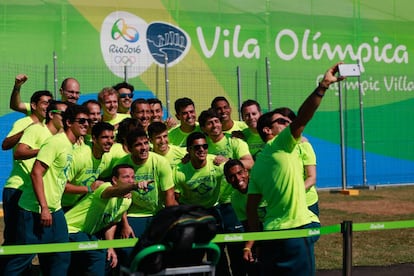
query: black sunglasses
[
  {"left": 271, "top": 118, "right": 291, "bottom": 125},
  {"left": 191, "top": 144, "right": 208, "bottom": 150},
  {"left": 120, "top": 93, "right": 134, "bottom": 99},
  {"left": 73, "top": 118, "right": 92, "bottom": 124}
]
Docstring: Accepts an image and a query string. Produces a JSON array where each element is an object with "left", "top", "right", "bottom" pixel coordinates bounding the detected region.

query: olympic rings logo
[
  {"left": 114, "top": 56, "right": 137, "bottom": 65},
  {"left": 111, "top": 18, "right": 139, "bottom": 43}
]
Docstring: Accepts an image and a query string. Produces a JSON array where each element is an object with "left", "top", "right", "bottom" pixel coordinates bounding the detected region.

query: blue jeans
[{"left": 3, "top": 208, "right": 70, "bottom": 276}]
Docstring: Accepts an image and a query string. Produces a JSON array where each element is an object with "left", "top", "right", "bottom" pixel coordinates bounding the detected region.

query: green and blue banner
[{"left": 0, "top": 0, "right": 413, "bottom": 198}]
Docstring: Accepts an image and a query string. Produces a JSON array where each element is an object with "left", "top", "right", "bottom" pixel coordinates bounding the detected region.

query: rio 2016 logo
[{"left": 101, "top": 11, "right": 191, "bottom": 78}]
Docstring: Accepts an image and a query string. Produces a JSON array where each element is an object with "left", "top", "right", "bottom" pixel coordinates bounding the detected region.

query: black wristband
[{"left": 314, "top": 89, "right": 325, "bottom": 97}]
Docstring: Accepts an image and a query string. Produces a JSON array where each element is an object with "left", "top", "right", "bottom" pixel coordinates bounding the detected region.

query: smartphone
[{"left": 338, "top": 64, "right": 361, "bottom": 77}]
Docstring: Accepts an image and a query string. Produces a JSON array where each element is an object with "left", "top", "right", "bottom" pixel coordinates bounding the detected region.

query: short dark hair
[
  {"left": 257, "top": 112, "right": 275, "bottom": 142},
  {"left": 62, "top": 104, "right": 89, "bottom": 130},
  {"left": 211, "top": 96, "right": 229, "bottom": 108},
  {"left": 148, "top": 98, "right": 162, "bottom": 106},
  {"left": 82, "top": 99, "right": 101, "bottom": 110},
  {"left": 198, "top": 108, "right": 220, "bottom": 128},
  {"left": 256, "top": 108, "right": 296, "bottom": 142},
  {"left": 92, "top": 122, "right": 114, "bottom": 139},
  {"left": 240, "top": 99, "right": 261, "bottom": 115},
  {"left": 186, "top": 131, "right": 207, "bottom": 148},
  {"left": 45, "top": 100, "right": 66, "bottom": 123},
  {"left": 112, "top": 163, "right": 135, "bottom": 178},
  {"left": 117, "top": 118, "right": 142, "bottom": 143},
  {"left": 30, "top": 90, "right": 53, "bottom": 111},
  {"left": 113, "top": 82, "right": 134, "bottom": 93},
  {"left": 131, "top": 98, "right": 149, "bottom": 114},
  {"left": 273, "top": 107, "right": 296, "bottom": 121},
  {"left": 223, "top": 159, "right": 245, "bottom": 178},
  {"left": 174, "top": 97, "right": 194, "bottom": 114},
  {"left": 126, "top": 127, "right": 148, "bottom": 149},
  {"left": 148, "top": 121, "right": 167, "bottom": 139}
]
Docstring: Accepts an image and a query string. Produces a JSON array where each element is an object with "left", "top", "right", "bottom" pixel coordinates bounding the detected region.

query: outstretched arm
[{"left": 290, "top": 62, "right": 344, "bottom": 139}]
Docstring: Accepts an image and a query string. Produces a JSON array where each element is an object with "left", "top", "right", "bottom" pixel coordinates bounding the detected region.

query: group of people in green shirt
[{"left": 1, "top": 62, "right": 344, "bottom": 275}]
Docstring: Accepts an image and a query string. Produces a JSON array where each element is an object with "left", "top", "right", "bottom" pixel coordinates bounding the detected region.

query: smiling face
[
  {"left": 86, "top": 102, "right": 102, "bottom": 128},
  {"left": 242, "top": 104, "right": 262, "bottom": 130},
  {"left": 150, "top": 103, "right": 163, "bottom": 122},
  {"left": 150, "top": 130, "right": 169, "bottom": 155},
  {"left": 112, "top": 167, "right": 136, "bottom": 188},
  {"left": 176, "top": 104, "right": 196, "bottom": 129},
  {"left": 132, "top": 103, "right": 151, "bottom": 130},
  {"left": 50, "top": 103, "right": 68, "bottom": 131},
  {"left": 103, "top": 93, "right": 119, "bottom": 118},
  {"left": 118, "top": 87, "right": 133, "bottom": 113},
  {"left": 60, "top": 78, "right": 80, "bottom": 104},
  {"left": 188, "top": 137, "right": 208, "bottom": 164},
  {"left": 213, "top": 99, "right": 232, "bottom": 123},
  {"left": 93, "top": 129, "right": 115, "bottom": 155},
  {"left": 70, "top": 113, "right": 90, "bottom": 138},
  {"left": 225, "top": 164, "right": 249, "bottom": 194},
  {"left": 129, "top": 135, "right": 150, "bottom": 164},
  {"left": 32, "top": 95, "right": 52, "bottom": 121},
  {"left": 201, "top": 116, "right": 223, "bottom": 140}
]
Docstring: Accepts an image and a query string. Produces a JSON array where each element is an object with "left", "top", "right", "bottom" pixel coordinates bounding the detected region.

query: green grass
[{"left": 315, "top": 185, "right": 414, "bottom": 270}]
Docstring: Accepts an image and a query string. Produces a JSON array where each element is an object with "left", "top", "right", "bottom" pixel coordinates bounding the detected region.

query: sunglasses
[
  {"left": 50, "top": 109, "right": 64, "bottom": 115},
  {"left": 271, "top": 118, "right": 291, "bottom": 125},
  {"left": 73, "top": 118, "right": 92, "bottom": 124},
  {"left": 191, "top": 144, "right": 208, "bottom": 150},
  {"left": 120, "top": 93, "right": 134, "bottom": 99}
]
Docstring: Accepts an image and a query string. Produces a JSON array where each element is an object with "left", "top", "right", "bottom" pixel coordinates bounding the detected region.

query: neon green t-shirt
[
  {"left": 298, "top": 141, "right": 318, "bottom": 207},
  {"left": 4, "top": 123, "right": 52, "bottom": 190},
  {"left": 248, "top": 127, "right": 319, "bottom": 230},
  {"left": 231, "top": 190, "right": 267, "bottom": 222},
  {"left": 4, "top": 116, "right": 36, "bottom": 189},
  {"left": 5, "top": 116, "right": 34, "bottom": 138},
  {"left": 18, "top": 132, "right": 74, "bottom": 213},
  {"left": 242, "top": 128, "right": 265, "bottom": 160},
  {"left": 207, "top": 133, "right": 251, "bottom": 204},
  {"left": 99, "top": 142, "right": 129, "bottom": 179},
  {"left": 105, "top": 113, "right": 131, "bottom": 126},
  {"left": 173, "top": 154, "right": 223, "bottom": 208},
  {"left": 62, "top": 143, "right": 113, "bottom": 207},
  {"left": 168, "top": 123, "right": 201, "bottom": 147},
  {"left": 223, "top": 120, "right": 248, "bottom": 134},
  {"left": 114, "top": 152, "right": 174, "bottom": 217},
  {"left": 159, "top": 144, "right": 187, "bottom": 168},
  {"left": 65, "top": 182, "right": 132, "bottom": 234}
]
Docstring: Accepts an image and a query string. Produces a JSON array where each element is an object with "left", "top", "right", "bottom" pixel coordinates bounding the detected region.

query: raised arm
[
  {"left": 290, "top": 62, "right": 344, "bottom": 139},
  {"left": 10, "top": 74, "right": 30, "bottom": 114}
]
